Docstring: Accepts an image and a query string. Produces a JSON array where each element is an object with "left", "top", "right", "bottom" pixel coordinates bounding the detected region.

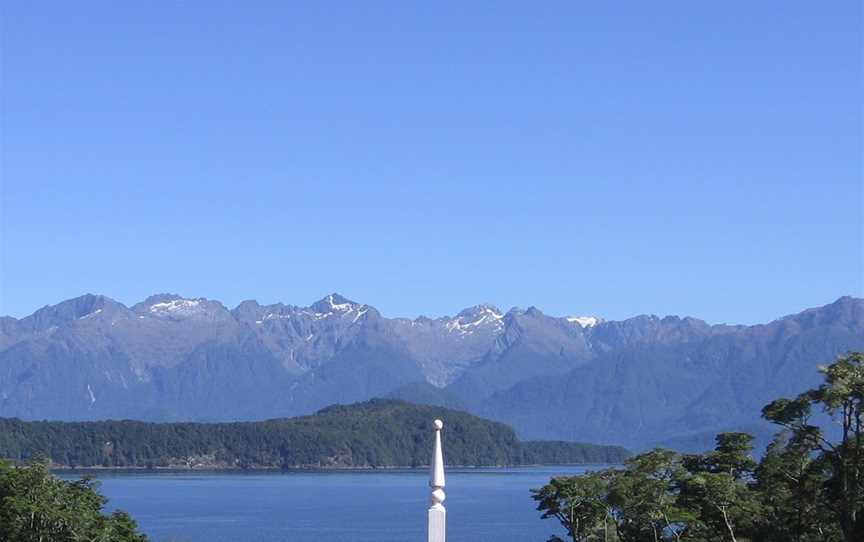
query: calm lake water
[{"left": 61, "top": 467, "right": 597, "bottom": 542}]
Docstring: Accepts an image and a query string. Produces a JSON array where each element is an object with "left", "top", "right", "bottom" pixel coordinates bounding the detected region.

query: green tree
[
  {"left": 534, "top": 450, "right": 695, "bottom": 542},
  {"left": 762, "top": 352, "right": 864, "bottom": 541},
  {"left": 753, "top": 433, "right": 839, "bottom": 541},
  {"left": 532, "top": 471, "right": 611, "bottom": 541},
  {"left": 532, "top": 352, "right": 864, "bottom": 542},
  {"left": 678, "top": 433, "right": 759, "bottom": 542},
  {"left": 0, "top": 459, "right": 148, "bottom": 542},
  {"left": 608, "top": 449, "right": 693, "bottom": 542}
]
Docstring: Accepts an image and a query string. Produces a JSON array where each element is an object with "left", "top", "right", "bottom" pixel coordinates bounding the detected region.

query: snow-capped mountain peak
[
  {"left": 310, "top": 293, "right": 359, "bottom": 313},
  {"left": 133, "top": 294, "right": 228, "bottom": 321},
  {"left": 324, "top": 294, "right": 355, "bottom": 312},
  {"left": 305, "top": 293, "right": 372, "bottom": 323},
  {"left": 150, "top": 298, "right": 202, "bottom": 314},
  {"left": 445, "top": 304, "right": 505, "bottom": 335}
]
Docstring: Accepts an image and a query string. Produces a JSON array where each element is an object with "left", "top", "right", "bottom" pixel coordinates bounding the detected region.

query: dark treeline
[
  {"left": 532, "top": 352, "right": 864, "bottom": 542},
  {"left": 0, "top": 399, "right": 629, "bottom": 469}
]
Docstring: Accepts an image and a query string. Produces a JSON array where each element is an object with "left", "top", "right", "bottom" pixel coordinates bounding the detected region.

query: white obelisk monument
[{"left": 428, "top": 419, "right": 446, "bottom": 542}]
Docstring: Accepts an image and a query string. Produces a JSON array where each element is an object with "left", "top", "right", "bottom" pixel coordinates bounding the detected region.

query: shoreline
[{"left": 51, "top": 463, "right": 615, "bottom": 474}]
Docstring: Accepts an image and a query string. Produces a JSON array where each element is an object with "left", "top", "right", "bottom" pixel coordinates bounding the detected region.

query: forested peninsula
[{"left": 0, "top": 399, "right": 629, "bottom": 469}]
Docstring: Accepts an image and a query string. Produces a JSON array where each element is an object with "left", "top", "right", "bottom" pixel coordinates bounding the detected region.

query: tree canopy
[
  {"left": 0, "top": 459, "right": 148, "bottom": 541},
  {"left": 533, "top": 352, "right": 864, "bottom": 542}
]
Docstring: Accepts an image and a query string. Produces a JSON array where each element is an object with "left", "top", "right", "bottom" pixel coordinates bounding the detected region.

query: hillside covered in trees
[{"left": 0, "top": 399, "right": 628, "bottom": 469}]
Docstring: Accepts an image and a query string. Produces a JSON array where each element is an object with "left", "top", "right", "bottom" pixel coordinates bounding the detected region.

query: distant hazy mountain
[{"left": 1, "top": 293, "right": 861, "bottom": 451}]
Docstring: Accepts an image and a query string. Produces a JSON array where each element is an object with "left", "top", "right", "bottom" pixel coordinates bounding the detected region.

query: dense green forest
[
  {"left": 0, "top": 399, "right": 629, "bottom": 468},
  {"left": 532, "top": 352, "right": 864, "bottom": 542}
]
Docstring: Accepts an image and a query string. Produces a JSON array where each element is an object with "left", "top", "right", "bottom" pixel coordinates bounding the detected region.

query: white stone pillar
[{"left": 428, "top": 419, "right": 446, "bottom": 542}]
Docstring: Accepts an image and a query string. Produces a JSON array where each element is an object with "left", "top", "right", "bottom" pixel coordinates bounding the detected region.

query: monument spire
[{"left": 428, "top": 418, "right": 446, "bottom": 542}]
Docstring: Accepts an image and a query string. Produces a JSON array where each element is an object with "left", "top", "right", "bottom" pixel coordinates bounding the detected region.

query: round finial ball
[{"left": 433, "top": 419, "right": 444, "bottom": 430}]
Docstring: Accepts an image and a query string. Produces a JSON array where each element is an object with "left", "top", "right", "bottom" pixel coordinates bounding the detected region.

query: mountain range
[{"left": 1, "top": 293, "right": 861, "bottom": 450}]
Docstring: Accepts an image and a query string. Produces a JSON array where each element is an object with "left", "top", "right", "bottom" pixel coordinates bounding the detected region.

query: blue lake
[{"left": 62, "top": 467, "right": 595, "bottom": 541}]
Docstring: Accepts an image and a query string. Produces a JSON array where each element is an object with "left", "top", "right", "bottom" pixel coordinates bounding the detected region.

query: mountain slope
[
  {"left": 482, "top": 296, "right": 864, "bottom": 449},
  {"left": 0, "top": 293, "right": 861, "bottom": 450}
]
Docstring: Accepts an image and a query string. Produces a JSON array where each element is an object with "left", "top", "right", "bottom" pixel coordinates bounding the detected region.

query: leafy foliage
[
  {"left": 532, "top": 472, "right": 610, "bottom": 541},
  {"left": 533, "top": 352, "right": 864, "bottom": 542},
  {"left": 0, "top": 400, "right": 629, "bottom": 469},
  {"left": 0, "top": 459, "right": 147, "bottom": 541}
]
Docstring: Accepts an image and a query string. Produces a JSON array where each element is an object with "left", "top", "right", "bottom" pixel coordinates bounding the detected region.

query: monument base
[{"left": 428, "top": 507, "right": 446, "bottom": 542}]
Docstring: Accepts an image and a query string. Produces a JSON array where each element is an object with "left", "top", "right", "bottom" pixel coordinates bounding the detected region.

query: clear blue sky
[{"left": 1, "top": 1, "right": 861, "bottom": 324}]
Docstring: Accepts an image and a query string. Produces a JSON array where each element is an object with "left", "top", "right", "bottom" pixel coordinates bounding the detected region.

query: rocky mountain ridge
[{"left": 1, "top": 293, "right": 861, "bottom": 450}]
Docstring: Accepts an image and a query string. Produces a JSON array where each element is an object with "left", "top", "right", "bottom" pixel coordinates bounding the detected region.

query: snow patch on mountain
[
  {"left": 304, "top": 294, "right": 369, "bottom": 322},
  {"left": 567, "top": 316, "right": 600, "bottom": 328},
  {"left": 325, "top": 294, "right": 354, "bottom": 312},
  {"left": 149, "top": 299, "right": 203, "bottom": 315},
  {"left": 79, "top": 309, "right": 103, "bottom": 320}
]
